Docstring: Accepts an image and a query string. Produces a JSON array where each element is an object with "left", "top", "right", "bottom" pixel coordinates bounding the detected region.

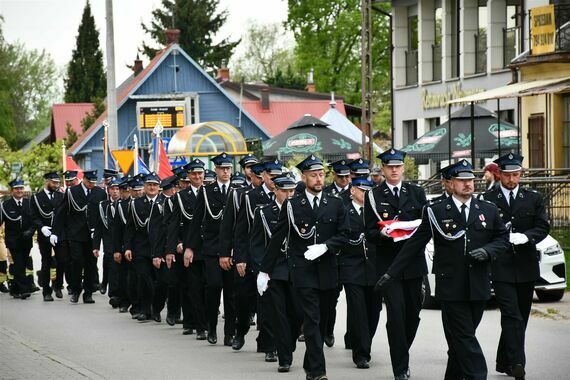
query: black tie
[
  {"left": 149, "top": 199, "right": 154, "bottom": 208},
  {"left": 313, "top": 196, "right": 319, "bottom": 210},
  {"left": 393, "top": 187, "right": 399, "bottom": 201},
  {"left": 509, "top": 191, "right": 515, "bottom": 207},
  {"left": 221, "top": 184, "right": 227, "bottom": 197},
  {"left": 359, "top": 206, "right": 364, "bottom": 215},
  {"left": 86, "top": 188, "right": 91, "bottom": 198},
  {"left": 460, "top": 203, "right": 467, "bottom": 223},
  {"left": 49, "top": 192, "right": 54, "bottom": 200},
  {"left": 269, "top": 191, "right": 274, "bottom": 201},
  {"left": 17, "top": 200, "right": 22, "bottom": 208}
]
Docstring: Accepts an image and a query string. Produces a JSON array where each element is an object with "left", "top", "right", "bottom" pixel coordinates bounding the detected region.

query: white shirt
[
  {"left": 13, "top": 197, "right": 23, "bottom": 206},
  {"left": 147, "top": 195, "right": 158, "bottom": 203},
  {"left": 305, "top": 189, "right": 323, "bottom": 209},
  {"left": 500, "top": 184, "right": 519, "bottom": 205},
  {"left": 190, "top": 185, "right": 200, "bottom": 197},
  {"left": 217, "top": 180, "right": 230, "bottom": 192},
  {"left": 44, "top": 188, "right": 54, "bottom": 199},
  {"left": 262, "top": 183, "right": 272, "bottom": 196},
  {"left": 275, "top": 200, "right": 283, "bottom": 211},
  {"left": 352, "top": 201, "right": 364, "bottom": 215},
  {"left": 452, "top": 195, "right": 472, "bottom": 221},
  {"left": 386, "top": 181, "right": 402, "bottom": 197},
  {"left": 81, "top": 182, "right": 90, "bottom": 196},
  {"left": 334, "top": 183, "right": 349, "bottom": 193}
]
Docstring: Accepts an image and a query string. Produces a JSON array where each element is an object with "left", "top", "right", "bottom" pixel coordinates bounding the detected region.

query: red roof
[
  {"left": 51, "top": 103, "right": 94, "bottom": 141},
  {"left": 69, "top": 45, "right": 173, "bottom": 153},
  {"left": 242, "top": 100, "right": 346, "bottom": 137}
]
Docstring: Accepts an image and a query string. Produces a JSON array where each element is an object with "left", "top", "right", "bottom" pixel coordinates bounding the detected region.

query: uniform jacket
[
  {"left": 112, "top": 198, "right": 131, "bottom": 253},
  {"left": 92, "top": 199, "right": 117, "bottom": 253},
  {"left": 264, "top": 192, "right": 348, "bottom": 290},
  {"left": 218, "top": 186, "right": 249, "bottom": 258},
  {"left": 1, "top": 197, "right": 35, "bottom": 251},
  {"left": 252, "top": 201, "right": 289, "bottom": 280},
  {"left": 124, "top": 196, "right": 166, "bottom": 259},
  {"left": 387, "top": 196, "right": 510, "bottom": 301},
  {"left": 323, "top": 182, "right": 352, "bottom": 206},
  {"left": 364, "top": 181, "right": 428, "bottom": 279},
  {"left": 482, "top": 186, "right": 549, "bottom": 283},
  {"left": 167, "top": 188, "right": 201, "bottom": 258},
  {"left": 339, "top": 203, "right": 377, "bottom": 287},
  {"left": 185, "top": 182, "right": 229, "bottom": 257},
  {"left": 52, "top": 184, "right": 107, "bottom": 242},
  {"left": 30, "top": 189, "right": 64, "bottom": 245}
]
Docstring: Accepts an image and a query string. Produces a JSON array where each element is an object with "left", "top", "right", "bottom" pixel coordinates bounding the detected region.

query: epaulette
[
  {"left": 407, "top": 181, "right": 422, "bottom": 188},
  {"left": 428, "top": 197, "right": 445, "bottom": 206},
  {"left": 479, "top": 199, "right": 494, "bottom": 205},
  {"left": 523, "top": 187, "right": 539, "bottom": 194}
]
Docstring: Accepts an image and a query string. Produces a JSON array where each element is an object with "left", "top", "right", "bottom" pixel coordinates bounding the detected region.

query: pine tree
[
  {"left": 64, "top": 0, "right": 106, "bottom": 103},
  {"left": 141, "top": 0, "right": 239, "bottom": 72}
]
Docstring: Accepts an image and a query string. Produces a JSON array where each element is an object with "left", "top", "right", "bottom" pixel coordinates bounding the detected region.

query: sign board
[
  {"left": 531, "top": 5, "right": 555, "bottom": 55},
  {"left": 137, "top": 101, "right": 187, "bottom": 129}
]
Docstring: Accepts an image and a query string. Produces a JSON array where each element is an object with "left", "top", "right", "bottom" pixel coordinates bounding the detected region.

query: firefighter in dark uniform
[
  {"left": 52, "top": 170, "right": 107, "bottom": 304},
  {"left": 30, "top": 171, "right": 65, "bottom": 301},
  {"left": 264, "top": 155, "right": 348, "bottom": 380},
  {"left": 124, "top": 173, "right": 166, "bottom": 322},
  {"left": 483, "top": 153, "right": 549, "bottom": 380},
  {"left": 363, "top": 149, "right": 427, "bottom": 380},
  {"left": 432, "top": 164, "right": 454, "bottom": 202},
  {"left": 0, "top": 179, "right": 35, "bottom": 299},
  {"left": 59, "top": 170, "right": 80, "bottom": 295},
  {"left": 185, "top": 152, "right": 235, "bottom": 346},
  {"left": 111, "top": 176, "right": 134, "bottom": 313},
  {"left": 323, "top": 159, "right": 352, "bottom": 206},
  {"left": 97, "top": 169, "right": 119, "bottom": 294},
  {"left": 256, "top": 172, "right": 303, "bottom": 373},
  {"left": 231, "top": 160, "right": 282, "bottom": 361},
  {"left": 203, "top": 169, "right": 216, "bottom": 185},
  {"left": 377, "top": 159, "right": 510, "bottom": 380},
  {"left": 340, "top": 177, "right": 380, "bottom": 369}
]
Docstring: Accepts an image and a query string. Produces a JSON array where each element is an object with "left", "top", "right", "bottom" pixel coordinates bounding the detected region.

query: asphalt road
[{"left": 1, "top": 248, "right": 569, "bottom": 379}]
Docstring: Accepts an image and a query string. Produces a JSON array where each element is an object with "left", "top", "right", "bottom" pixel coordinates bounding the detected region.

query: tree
[
  {"left": 0, "top": 17, "right": 60, "bottom": 149},
  {"left": 141, "top": 0, "right": 239, "bottom": 72},
  {"left": 80, "top": 97, "right": 105, "bottom": 132},
  {"left": 64, "top": 0, "right": 106, "bottom": 103}
]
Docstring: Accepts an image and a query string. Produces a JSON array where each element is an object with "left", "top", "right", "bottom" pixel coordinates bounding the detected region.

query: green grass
[{"left": 550, "top": 228, "right": 570, "bottom": 290}]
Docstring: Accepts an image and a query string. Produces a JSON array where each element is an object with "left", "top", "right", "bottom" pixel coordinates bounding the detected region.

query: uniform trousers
[
  {"left": 204, "top": 255, "right": 236, "bottom": 337},
  {"left": 494, "top": 281, "right": 534, "bottom": 368},
  {"left": 110, "top": 259, "right": 130, "bottom": 307},
  {"left": 441, "top": 300, "right": 487, "bottom": 380},
  {"left": 297, "top": 287, "right": 337, "bottom": 377},
  {"left": 152, "top": 264, "right": 169, "bottom": 316},
  {"left": 127, "top": 260, "right": 140, "bottom": 314},
  {"left": 7, "top": 247, "right": 33, "bottom": 294},
  {"left": 37, "top": 239, "right": 64, "bottom": 295},
  {"left": 133, "top": 255, "right": 155, "bottom": 316},
  {"left": 186, "top": 259, "right": 207, "bottom": 332},
  {"left": 68, "top": 240, "right": 97, "bottom": 296},
  {"left": 382, "top": 277, "right": 423, "bottom": 375}
]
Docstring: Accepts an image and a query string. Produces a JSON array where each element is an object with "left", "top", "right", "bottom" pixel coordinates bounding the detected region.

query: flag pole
[
  {"left": 62, "top": 142, "right": 67, "bottom": 172},
  {"left": 133, "top": 134, "right": 139, "bottom": 175},
  {"left": 103, "top": 120, "right": 109, "bottom": 169}
]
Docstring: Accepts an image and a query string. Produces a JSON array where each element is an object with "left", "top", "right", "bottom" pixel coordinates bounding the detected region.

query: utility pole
[
  {"left": 105, "top": 0, "right": 118, "bottom": 153},
  {"left": 361, "top": 0, "right": 373, "bottom": 160}
]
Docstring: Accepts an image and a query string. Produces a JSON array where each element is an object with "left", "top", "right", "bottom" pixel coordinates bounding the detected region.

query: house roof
[
  {"left": 219, "top": 80, "right": 347, "bottom": 101},
  {"left": 241, "top": 100, "right": 346, "bottom": 137},
  {"left": 51, "top": 103, "right": 94, "bottom": 141}
]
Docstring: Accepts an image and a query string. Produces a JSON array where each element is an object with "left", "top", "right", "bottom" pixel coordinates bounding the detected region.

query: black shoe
[
  {"left": 207, "top": 333, "right": 217, "bottom": 344},
  {"left": 182, "top": 328, "right": 194, "bottom": 335},
  {"left": 0, "top": 282, "right": 9, "bottom": 293},
  {"left": 54, "top": 288, "right": 63, "bottom": 299},
  {"left": 298, "top": 334, "right": 305, "bottom": 342},
  {"left": 70, "top": 294, "right": 79, "bottom": 303},
  {"left": 83, "top": 294, "right": 95, "bottom": 304},
  {"left": 67, "top": 286, "right": 72, "bottom": 296},
  {"left": 11, "top": 293, "right": 21, "bottom": 299},
  {"left": 99, "top": 283, "right": 107, "bottom": 294},
  {"left": 324, "top": 335, "right": 335, "bottom": 347},
  {"left": 138, "top": 314, "right": 150, "bottom": 322},
  {"left": 152, "top": 313, "right": 161, "bottom": 323},
  {"left": 166, "top": 316, "right": 176, "bottom": 326},
  {"left": 20, "top": 292, "right": 31, "bottom": 300},
  {"left": 265, "top": 351, "right": 278, "bottom": 362},
  {"left": 175, "top": 318, "right": 183, "bottom": 324},
  {"left": 232, "top": 335, "right": 245, "bottom": 350},
  {"left": 356, "top": 360, "right": 370, "bottom": 369},
  {"left": 131, "top": 313, "right": 141, "bottom": 320},
  {"left": 278, "top": 364, "right": 291, "bottom": 373},
  {"left": 496, "top": 363, "right": 512, "bottom": 376},
  {"left": 249, "top": 313, "right": 256, "bottom": 326},
  {"left": 32, "top": 286, "right": 40, "bottom": 292},
  {"left": 119, "top": 306, "right": 129, "bottom": 313},
  {"left": 313, "top": 375, "right": 328, "bottom": 380},
  {"left": 43, "top": 294, "right": 54, "bottom": 302},
  {"left": 394, "top": 374, "right": 409, "bottom": 380},
  {"left": 109, "top": 297, "right": 120, "bottom": 308},
  {"left": 511, "top": 364, "right": 525, "bottom": 378},
  {"left": 224, "top": 335, "right": 233, "bottom": 346},
  {"left": 196, "top": 330, "right": 207, "bottom": 340}
]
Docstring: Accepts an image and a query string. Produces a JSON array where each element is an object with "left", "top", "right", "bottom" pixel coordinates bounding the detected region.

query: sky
[{"left": 0, "top": 0, "right": 289, "bottom": 91}]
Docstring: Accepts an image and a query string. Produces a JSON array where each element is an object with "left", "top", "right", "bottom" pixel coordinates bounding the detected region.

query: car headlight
[{"left": 542, "top": 243, "right": 563, "bottom": 256}]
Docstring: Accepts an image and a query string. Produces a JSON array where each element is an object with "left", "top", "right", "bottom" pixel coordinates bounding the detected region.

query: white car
[{"left": 422, "top": 235, "right": 567, "bottom": 308}]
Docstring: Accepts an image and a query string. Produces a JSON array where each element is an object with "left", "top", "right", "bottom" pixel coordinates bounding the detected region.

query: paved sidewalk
[{"left": 0, "top": 326, "right": 105, "bottom": 380}]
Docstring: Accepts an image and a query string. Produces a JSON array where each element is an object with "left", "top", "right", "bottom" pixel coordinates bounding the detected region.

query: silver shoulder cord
[
  {"left": 131, "top": 199, "right": 153, "bottom": 232},
  {"left": 233, "top": 190, "right": 240, "bottom": 214},
  {"left": 367, "top": 190, "right": 383, "bottom": 221},
  {"left": 287, "top": 201, "right": 316, "bottom": 240},
  {"left": 118, "top": 202, "right": 127, "bottom": 225},
  {"left": 426, "top": 206, "right": 465, "bottom": 241},
  {"left": 260, "top": 209, "right": 273, "bottom": 240},
  {"left": 33, "top": 193, "right": 54, "bottom": 224},
  {"left": 98, "top": 202, "right": 109, "bottom": 230},
  {"left": 202, "top": 188, "right": 223, "bottom": 220},
  {"left": 176, "top": 192, "right": 193, "bottom": 221},
  {"left": 68, "top": 188, "right": 87, "bottom": 213},
  {"left": 0, "top": 201, "right": 22, "bottom": 227},
  {"left": 348, "top": 232, "right": 365, "bottom": 246}
]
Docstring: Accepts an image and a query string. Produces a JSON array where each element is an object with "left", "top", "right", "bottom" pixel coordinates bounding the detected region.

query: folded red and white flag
[{"left": 378, "top": 219, "right": 422, "bottom": 242}]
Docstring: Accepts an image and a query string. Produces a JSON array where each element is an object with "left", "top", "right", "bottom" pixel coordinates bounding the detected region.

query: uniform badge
[
  {"left": 301, "top": 199, "right": 306, "bottom": 205},
  {"left": 479, "top": 214, "right": 486, "bottom": 228},
  {"left": 474, "top": 204, "right": 479, "bottom": 210},
  {"left": 452, "top": 224, "right": 456, "bottom": 229},
  {"left": 382, "top": 212, "right": 389, "bottom": 219},
  {"left": 301, "top": 228, "right": 306, "bottom": 233},
  {"left": 446, "top": 204, "right": 452, "bottom": 210},
  {"left": 445, "top": 223, "right": 449, "bottom": 228}
]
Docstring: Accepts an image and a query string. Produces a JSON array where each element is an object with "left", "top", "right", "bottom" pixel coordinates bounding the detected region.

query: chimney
[
  {"left": 261, "top": 86, "right": 270, "bottom": 110},
  {"left": 305, "top": 68, "right": 316, "bottom": 93},
  {"left": 217, "top": 65, "right": 230, "bottom": 82},
  {"left": 165, "top": 28, "right": 181, "bottom": 44},
  {"left": 133, "top": 54, "right": 143, "bottom": 76}
]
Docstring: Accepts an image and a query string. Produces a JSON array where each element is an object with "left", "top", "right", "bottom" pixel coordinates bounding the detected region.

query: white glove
[
  {"left": 90, "top": 228, "right": 95, "bottom": 240},
  {"left": 49, "top": 234, "right": 58, "bottom": 246},
  {"left": 510, "top": 232, "right": 529, "bottom": 245},
  {"left": 257, "top": 272, "right": 270, "bottom": 296},
  {"left": 40, "top": 226, "right": 52, "bottom": 237},
  {"left": 304, "top": 244, "right": 328, "bottom": 261},
  {"left": 380, "top": 227, "right": 391, "bottom": 238}
]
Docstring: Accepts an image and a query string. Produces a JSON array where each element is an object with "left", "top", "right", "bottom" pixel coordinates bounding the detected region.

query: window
[
  {"left": 406, "top": 9, "right": 419, "bottom": 85},
  {"left": 564, "top": 96, "right": 570, "bottom": 168},
  {"left": 403, "top": 119, "right": 418, "bottom": 145},
  {"left": 449, "top": 0, "right": 459, "bottom": 78},
  {"left": 475, "top": 0, "right": 488, "bottom": 74},
  {"left": 427, "top": 117, "right": 441, "bottom": 131},
  {"left": 504, "top": 1, "right": 522, "bottom": 67},
  {"left": 433, "top": 3, "right": 443, "bottom": 81},
  {"left": 497, "top": 109, "right": 514, "bottom": 124}
]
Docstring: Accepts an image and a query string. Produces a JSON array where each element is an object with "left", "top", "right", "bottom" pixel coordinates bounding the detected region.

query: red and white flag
[{"left": 378, "top": 219, "right": 422, "bottom": 242}]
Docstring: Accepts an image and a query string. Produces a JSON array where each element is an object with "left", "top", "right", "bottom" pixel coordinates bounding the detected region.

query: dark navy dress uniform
[
  {"left": 384, "top": 161, "right": 510, "bottom": 380},
  {"left": 111, "top": 193, "right": 133, "bottom": 311},
  {"left": 364, "top": 176, "right": 427, "bottom": 376},
  {"left": 483, "top": 153, "right": 550, "bottom": 376}
]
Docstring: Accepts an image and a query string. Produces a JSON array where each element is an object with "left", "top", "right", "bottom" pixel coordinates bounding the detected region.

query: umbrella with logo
[
  {"left": 400, "top": 105, "right": 520, "bottom": 164},
  {"left": 262, "top": 114, "right": 362, "bottom": 162}
]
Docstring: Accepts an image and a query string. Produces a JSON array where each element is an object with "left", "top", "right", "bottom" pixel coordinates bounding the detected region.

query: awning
[
  {"left": 167, "top": 121, "right": 250, "bottom": 157},
  {"left": 448, "top": 77, "right": 570, "bottom": 104}
]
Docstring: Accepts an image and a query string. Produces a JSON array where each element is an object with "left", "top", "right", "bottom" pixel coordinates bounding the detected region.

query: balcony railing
[
  {"left": 405, "top": 49, "right": 418, "bottom": 85},
  {"left": 503, "top": 26, "right": 520, "bottom": 67},
  {"left": 474, "top": 32, "right": 487, "bottom": 73},
  {"left": 432, "top": 44, "right": 442, "bottom": 81}
]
